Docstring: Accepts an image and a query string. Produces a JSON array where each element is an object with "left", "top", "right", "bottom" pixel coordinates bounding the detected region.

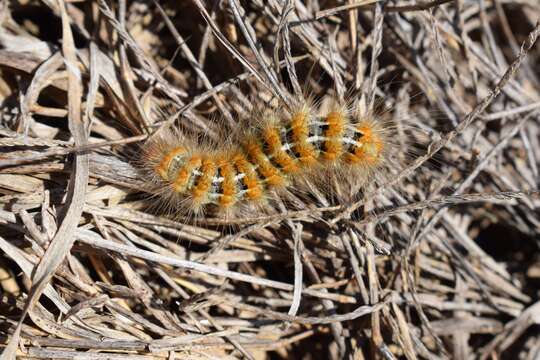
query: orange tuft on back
[
  {"left": 290, "top": 110, "right": 317, "bottom": 165},
  {"left": 345, "top": 122, "right": 384, "bottom": 165},
  {"left": 232, "top": 153, "right": 263, "bottom": 200},
  {"left": 322, "top": 111, "right": 346, "bottom": 161},
  {"left": 244, "top": 138, "right": 286, "bottom": 187},
  {"left": 216, "top": 157, "right": 237, "bottom": 208},
  {"left": 262, "top": 126, "right": 299, "bottom": 173},
  {"left": 155, "top": 147, "right": 185, "bottom": 181},
  {"left": 173, "top": 155, "right": 202, "bottom": 193},
  {"left": 191, "top": 158, "right": 217, "bottom": 202}
]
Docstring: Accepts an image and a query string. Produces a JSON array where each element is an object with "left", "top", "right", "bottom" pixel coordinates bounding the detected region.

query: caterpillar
[{"left": 141, "top": 98, "right": 393, "bottom": 219}]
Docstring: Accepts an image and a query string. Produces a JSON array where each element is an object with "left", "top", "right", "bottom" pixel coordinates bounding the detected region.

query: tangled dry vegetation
[{"left": 0, "top": 0, "right": 539, "bottom": 359}]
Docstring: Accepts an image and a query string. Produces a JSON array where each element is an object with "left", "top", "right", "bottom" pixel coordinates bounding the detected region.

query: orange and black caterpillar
[{"left": 142, "top": 99, "right": 392, "bottom": 218}]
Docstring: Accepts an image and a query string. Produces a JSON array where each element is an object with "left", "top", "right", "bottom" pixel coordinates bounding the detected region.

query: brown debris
[{"left": 0, "top": 1, "right": 539, "bottom": 359}]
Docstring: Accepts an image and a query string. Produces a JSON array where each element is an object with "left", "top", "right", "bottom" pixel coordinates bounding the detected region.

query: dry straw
[{"left": 0, "top": 0, "right": 539, "bottom": 359}]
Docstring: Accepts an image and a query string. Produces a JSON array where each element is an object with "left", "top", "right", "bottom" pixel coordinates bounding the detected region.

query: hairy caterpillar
[{"left": 141, "top": 98, "right": 394, "bottom": 219}]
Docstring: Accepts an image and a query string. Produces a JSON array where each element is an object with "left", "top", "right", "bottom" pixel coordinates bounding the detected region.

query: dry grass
[{"left": 0, "top": 0, "right": 539, "bottom": 359}]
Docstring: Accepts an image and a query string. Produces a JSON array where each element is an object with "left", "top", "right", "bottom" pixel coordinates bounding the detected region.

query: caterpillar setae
[{"left": 141, "top": 97, "right": 395, "bottom": 219}]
